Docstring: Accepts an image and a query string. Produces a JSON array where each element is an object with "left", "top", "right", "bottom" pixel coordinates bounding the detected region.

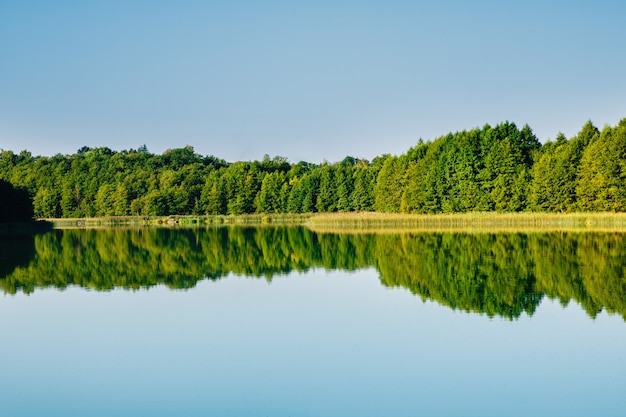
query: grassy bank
[{"left": 304, "top": 212, "right": 626, "bottom": 233}]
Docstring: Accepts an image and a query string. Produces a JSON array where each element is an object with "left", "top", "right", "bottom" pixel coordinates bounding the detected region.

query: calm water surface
[{"left": 0, "top": 227, "right": 624, "bottom": 417}]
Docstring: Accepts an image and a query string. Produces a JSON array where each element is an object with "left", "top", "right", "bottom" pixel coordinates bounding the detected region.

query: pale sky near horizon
[{"left": 1, "top": 1, "right": 625, "bottom": 164}]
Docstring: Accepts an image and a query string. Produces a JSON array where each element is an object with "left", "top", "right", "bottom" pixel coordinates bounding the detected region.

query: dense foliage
[
  {"left": 1, "top": 227, "right": 624, "bottom": 320},
  {"left": 1, "top": 119, "right": 626, "bottom": 218}
]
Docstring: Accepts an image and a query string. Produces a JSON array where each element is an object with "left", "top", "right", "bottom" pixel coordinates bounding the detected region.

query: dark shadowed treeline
[
  {"left": 0, "top": 179, "right": 33, "bottom": 222},
  {"left": 1, "top": 119, "right": 626, "bottom": 218},
  {"left": 1, "top": 227, "right": 624, "bottom": 320}
]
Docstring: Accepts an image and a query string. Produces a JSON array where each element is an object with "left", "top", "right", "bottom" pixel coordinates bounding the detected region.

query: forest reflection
[{"left": 1, "top": 227, "right": 624, "bottom": 320}]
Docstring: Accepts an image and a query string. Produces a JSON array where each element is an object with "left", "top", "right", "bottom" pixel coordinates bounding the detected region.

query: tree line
[
  {"left": 1, "top": 118, "right": 625, "bottom": 218},
  {"left": 1, "top": 227, "right": 624, "bottom": 320}
]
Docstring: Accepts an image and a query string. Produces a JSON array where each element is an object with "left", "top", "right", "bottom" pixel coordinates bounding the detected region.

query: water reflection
[
  {"left": 0, "top": 235, "right": 35, "bottom": 277},
  {"left": 1, "top": 227, "right": 625, "bottom": 320}
]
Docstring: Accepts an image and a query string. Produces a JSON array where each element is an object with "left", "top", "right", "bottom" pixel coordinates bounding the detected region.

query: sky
[{"left": 1, "top": 0, "right": 625, "bottom": 164}]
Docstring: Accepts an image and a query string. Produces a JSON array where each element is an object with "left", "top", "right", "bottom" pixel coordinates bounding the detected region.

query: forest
[
  {"left": 1, "top": 118, "right": 626, "bottom": 218},
  {"left": 1, "top": 227, "right": 624, "bottom": 320}
]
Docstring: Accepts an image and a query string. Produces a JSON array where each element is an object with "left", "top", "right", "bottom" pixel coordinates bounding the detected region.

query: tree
[
  {"left": 200, "top": 172, "right": 226, "bottom": 215},
  {"left": 351, "top": 164, "right": 375, "bottom": 211},
  {"left": 529, "top": 127, "right": 593, "bottom": 212},
  {"left": 33, "top": 187, "right": 61, "bottom": 218},
  {"left": 335, "top": 165, "right": 354, "bottom": 212},
  {"left": 374, "top": 155, "right": 407, "bottom": 212},
  {"left": 402, "top": 142, "right": 442, "bottom": 213},
  {"left": 577, "top": 121, "right": 626, "bottom": 211},
  {"left": 315, "top": 164, "right": 337, "bottom": 212},
  {"left": 94, "top": 183, "right": 115, "bottom": 216},
  {"left": 257, "top": 171, "right": 285, "bottom": 213},
  {"left": 481, "top": 137, "right": 527, "bottom": 211}
]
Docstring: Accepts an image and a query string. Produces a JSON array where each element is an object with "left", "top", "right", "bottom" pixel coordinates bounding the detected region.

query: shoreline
[
  {"left": 34, "top": 212, "right": 626, "bottom": 232},
  {"left": 0, "top": 220, "right": 53, "bottom": 236}
]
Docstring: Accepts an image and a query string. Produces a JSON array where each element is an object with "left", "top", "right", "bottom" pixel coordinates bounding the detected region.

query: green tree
[
  {"left": 200, "top": 172, "right": 226, "bottom": 215},
  {"left": 94, "top": 183, "right": 115, "bottom": 216},
  {"left": 351, "top": 163, "right": 375, "bottom": 211},
  {"left": 402, "top": 142, "right": 441, "bottom": 213},
  {"left": 315, "top": 164, "right": 337, "bottom": 212},
  {"left": 374, "top": 155, "right": 408, "bottom": 212},
  {"left": 530, "top": 127, "right": 594, "bottom": 212},
  {"left": 33, "top": 187, "right": 61, "bottom": 218},
  {"left": 257, "top": 171, "right": 286, "bottom": 213},
  {"left": 335, "top": 164, "right": 354, "bottom": 212},
  {"left": 577, "top": 120, "right": 626, "bottom": 211}
]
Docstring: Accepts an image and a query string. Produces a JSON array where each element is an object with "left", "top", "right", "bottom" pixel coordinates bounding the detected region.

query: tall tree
[
  {"left": 577, "top": 120, "right": 626, "bottom": 211},
  {"left": 374, "top": 155, "right": 408, "bottom": 212},
  {"left": 316, "top": 164, "right": 337, "bottom": 212}
]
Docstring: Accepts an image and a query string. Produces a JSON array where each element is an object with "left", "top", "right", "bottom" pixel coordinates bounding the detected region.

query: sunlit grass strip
[{"left": 305, "top": 212, "right": 626, "bottom": 233}]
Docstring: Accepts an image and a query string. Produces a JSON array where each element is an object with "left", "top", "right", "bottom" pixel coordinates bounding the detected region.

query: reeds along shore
[
  {"left": 304, "top": 212, "right": 626, "bottom": 233},
  {"left": 40, "top": 212, "right": 626, "bottom": 232}
]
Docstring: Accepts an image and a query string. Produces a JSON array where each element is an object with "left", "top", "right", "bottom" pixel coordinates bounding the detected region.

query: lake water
[{"left": 1, "top": 227, "right": 625, "bottom": 416}]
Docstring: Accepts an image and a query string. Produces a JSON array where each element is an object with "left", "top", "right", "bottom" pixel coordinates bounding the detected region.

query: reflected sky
[{"left": 1, "top": 268, "right": 624, "bottom": 417}]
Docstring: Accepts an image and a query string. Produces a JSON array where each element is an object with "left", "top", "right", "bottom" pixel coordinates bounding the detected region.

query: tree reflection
[
  {"left": 1, "top": 227, "right": 624, "bottom": 320},
  {"left": 0, "top": 235, "right": 35, "bottom": 278}
]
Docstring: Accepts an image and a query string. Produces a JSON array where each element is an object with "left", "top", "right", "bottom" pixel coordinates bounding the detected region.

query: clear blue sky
[{"left": 1, "top": 0, "right": 625, "bottom": 163}]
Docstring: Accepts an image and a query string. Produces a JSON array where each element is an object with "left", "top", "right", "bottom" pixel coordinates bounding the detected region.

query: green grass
[{"left": 304, "top": 211, "right": 626, "bottom": 233}]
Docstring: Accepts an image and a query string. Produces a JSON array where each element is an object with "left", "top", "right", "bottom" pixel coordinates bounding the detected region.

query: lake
[{"left": 1, "top": 227, "right": 624, "bottom": 416}]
